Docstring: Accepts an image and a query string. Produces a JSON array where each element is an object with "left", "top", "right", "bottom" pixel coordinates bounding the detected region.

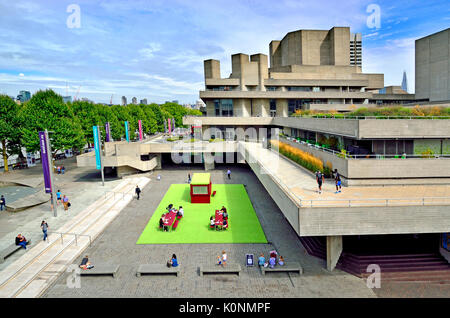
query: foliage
[
  {"left": 19, "top": 90, "right": 85, "bottom": 156},
  {"left": 0, "top": 95, "right": 22, "bottom": 171}
]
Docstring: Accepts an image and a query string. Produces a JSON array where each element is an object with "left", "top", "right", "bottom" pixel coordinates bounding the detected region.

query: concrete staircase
[
  {"left": 300, "top": 236, "right": 450, "bottom": 283},
  {"left": 0, "top": 176, "right": 150, "bottom": 298}
]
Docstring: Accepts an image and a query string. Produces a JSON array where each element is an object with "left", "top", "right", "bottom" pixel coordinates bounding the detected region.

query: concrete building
[
  {"left": 132, "top": 97, "right": 138, "bottom": 104},
  {"left": 121, "top": 96, "right": 127, "bottom": 106},
  {"left": 140, "top": 98, "right": 148, "bottom": 105},
  {"left": 201, "top": 27, "right": 414, "bottom": 116},
  {"left": 350, "top": 33, "right": 362, "bottom": 67},
  {"left": 415, "top": 28, "right": 450, "bottom": 102}
]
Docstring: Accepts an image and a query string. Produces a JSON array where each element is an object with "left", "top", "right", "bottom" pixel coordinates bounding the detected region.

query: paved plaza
[{"left": 42, "top": 165, "right": 376, "bottom": 298}]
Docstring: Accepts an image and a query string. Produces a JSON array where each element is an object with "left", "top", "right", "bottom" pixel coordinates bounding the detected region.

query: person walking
[
  {"left": 227, "top": 169, "right": 231, "bottom": 180},
  {"left": 41, "top": 220, "right": 49, "bottom": 241},
  {"left": 188, "top": 173, "right": 191, "bottom": 184},
  {"left": 0, "top": 195, "right": 5, "bottom": 211},
  {"left": 62, "top": 195, "right": 70, "bottom": 211},
  {"left": 334, "top": 169, "right": 342, "bottom": 193},
  {"left": 135, "top": 185, "right": 141, "bottom": 200},
  {"left": 315, "top": 170, "right": 324, "bottom": 194},
  {"left": 56, "top": 190, "right": 62, "bottom": 205}
]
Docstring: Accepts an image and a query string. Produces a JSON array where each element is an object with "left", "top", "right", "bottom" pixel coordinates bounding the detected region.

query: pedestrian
[
  {"left": 62, "top": 195, "right": 70, "bottom": 211},
  {"left": 227, "top": 169, "right": 231, "bottom": 180},
  {"left": 334, "top": 169, "right": 342, "bottom": 193},
  {"left": 315, "top": 170, "right": 324, "bottom": 194},
  {"left": 188, "top": 173, "right": 191, "bottom": 183},
  {"left": 56, "top": 190, "right": 62, "bottom": 205},
  {"left": 221, "top": 250, "right": 227, "bottom": 266},
  {"left": 57, "top": 166, "right": 61, "bottom": 174},
  {"left": 61, "top": 166, "right": 65, "bottom": 174},
  {"left": 135, "top": 185, "right": 141, "bottom": 200},
  {"left": 41, "top": 220, "right": 49, "bottom": 241},
  {"left": 0, "top": 195, "right": 5, "bottom": 211}
]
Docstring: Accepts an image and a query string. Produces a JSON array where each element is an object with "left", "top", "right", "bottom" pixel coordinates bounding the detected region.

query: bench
[
  {"left": 172, "top": 219, "right": 179, "bottom": 230},
  {"left": 260, "top": 262, "right": 303, "bottom": 276},
  {"left": 199, "top": 264, "right": 241, "bottom": 276},
  {"left": 136, "top": 264, "right": 180, "bottom": 277},
  {"left": 79, "top": 265, "right": 120, "bottom": 278},
  {"left": 0, "top": 244, "right": 23, "bottom": 263}
]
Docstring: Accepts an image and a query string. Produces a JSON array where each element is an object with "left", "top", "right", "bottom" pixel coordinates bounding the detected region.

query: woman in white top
[
  {"left": 221, "top": 250, "right": 227, "bottom": 266},
  {"left": 178, "top": 206, "right": 184, "bottom": 217}
]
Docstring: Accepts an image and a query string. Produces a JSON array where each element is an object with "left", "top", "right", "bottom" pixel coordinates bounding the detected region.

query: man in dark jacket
[{"left": 135, "top": 185, "right": 141, "bottom": 200}]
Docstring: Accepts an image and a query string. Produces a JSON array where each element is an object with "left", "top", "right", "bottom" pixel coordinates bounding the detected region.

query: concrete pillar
[
  {"left": 326, "top": 235, "right": 343, "bottom": 271},
  {"left": 155, "top": 153, "right": 162, "bottom": 170},
  {"left": 204, "top": 153, "right": 215, "bottom": 171},
  {"left": 277, "top": 99, "right": 288, "bottom": 117}
]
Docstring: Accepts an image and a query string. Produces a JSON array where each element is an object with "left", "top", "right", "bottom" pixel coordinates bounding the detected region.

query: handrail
[
  {"left": 0, "top": 231, "right": 92, "bottom": 247},
  {"left": 104, "top": 189, "right": 134, "bottom": 200}
]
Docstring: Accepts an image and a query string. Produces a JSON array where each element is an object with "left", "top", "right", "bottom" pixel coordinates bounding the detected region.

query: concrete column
[
  {"left": 277, "top": 99, "right": 288, "bottom": 117},
  {"left": 326, "top": 235, "right": 343, "bottom": 271},
  {"left": 155, "top": 153, "right": 162, "bottom": 170},
  {"left": 204, "top": 153, "right": 215, "bottom": 171}
]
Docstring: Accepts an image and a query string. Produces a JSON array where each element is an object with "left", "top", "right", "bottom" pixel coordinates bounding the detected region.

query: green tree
[
  {"left": 0, "top": 95, "right": 22, "bottom": 172},
  {"left": 19, "top": 90, "right": 85, "bottom": 158},
  {"left": 69, "top": 100, "right": 102, "bottom": 146}
]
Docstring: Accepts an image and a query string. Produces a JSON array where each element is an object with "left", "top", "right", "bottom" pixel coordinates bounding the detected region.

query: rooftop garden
[{"left": 291, "top": 106, "right": 450, "bottom": 119}]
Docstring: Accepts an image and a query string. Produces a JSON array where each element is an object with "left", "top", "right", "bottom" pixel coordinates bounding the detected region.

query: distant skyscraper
[
  {"left": 62, "top": 96, "right": 72, "bottom": 103},
  {"left": 401, "top": 71, "right": 408, "bottom": 93},
  {"left": 121, "top": 96, "right": 127, "bottom": 106},
  {"left": 132, "top": 97, "right": 138, "bottom": 104},
  {"left": 140, "top": 98, "right": 148, "bottom": 105},
  {"left": 17, "top": 90, "right": 31, "bottom": 103},
  {"left": 350, "top": 33, "right": 362, "bottom": 67}
]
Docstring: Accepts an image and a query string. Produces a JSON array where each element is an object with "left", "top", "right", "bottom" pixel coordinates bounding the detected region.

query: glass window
[{"left": 193, "top": 186, "right": 208, "bottom": 194}]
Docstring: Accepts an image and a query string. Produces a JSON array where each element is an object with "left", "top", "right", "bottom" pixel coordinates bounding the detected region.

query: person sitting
[
  {"left": 159, "top": 218, "right": 164, "bottom": 230},
  {"left": 278, "top": 255, "right": 285, "bottom": 266},
  {"left": 210, "top": 216, "right": 215, "bottom": 229},
  {"left": 167, "top": 204, "right": 173, "bottom": 212},
  {"left": 269, "top": 256, "right": 276, "bottom": 269},
  {"left": 223, "top": 218, "right": 228, "bottom": 229},
  {"left": 15, "top": 234, "right": 29, "bottom": 249},
  {"left": 223, "top": 210, "right": 228, "bottom": 219},
  {"left": 169, "top": 254, "right": 179, "bottom": 267},
  {"left": 269, "top": 250, "right": 278, "bottom": 260},
  {"left": 79, "top": 255, "right": 94, "bottom": 270},
  {"left": 258, "top": 253, "right": 265, "bottom": 267},
  {"left": 177, "top": 206, "right": 184, "bottom": 218},
  {"left": 221, "top": 206, "right": 227, "bottom": 214}
]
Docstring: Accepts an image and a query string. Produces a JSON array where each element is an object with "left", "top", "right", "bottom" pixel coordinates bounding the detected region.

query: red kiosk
[{"left": 190, "top": 173, "right": 212, "bottom": 203}]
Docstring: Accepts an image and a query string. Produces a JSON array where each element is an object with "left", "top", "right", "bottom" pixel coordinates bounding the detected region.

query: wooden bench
[
  {"left": 79, "top": 265, "right": 120, "bottom": 278},
  {"left": 0, "top": 244, "right": 23, "bottom": 263},
  {"left": 136, "top": 264, "right": 180, "bottom": 277},
  {"left": 260, "top": 262, "right": 303, "bottom": 275},
  {"left": 199, "top": 264, "right": 241, "bottom": 276}
]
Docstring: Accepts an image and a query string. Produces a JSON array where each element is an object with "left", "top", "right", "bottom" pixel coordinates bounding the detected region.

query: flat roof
[{"left": 191, "top": 173, "right": 211, "bottom": 185}]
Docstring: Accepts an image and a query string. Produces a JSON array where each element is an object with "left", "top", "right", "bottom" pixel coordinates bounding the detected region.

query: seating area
[
  {"left": 0, "top": 244, "right": 23, "bottom": 264},
  {"left": 136, "top": 264, "right": 181, "bottom": 277},
  {"left": 79, "top": 265, "right": 120, "bottom": 278},
  {"left": 159, "top": 204, "right": 184, "bottom": 232},
  {"left": 199, "top": 264, "right": 241, "bottom": 276},
  {"left": 210, "top": 207, "right": 229, "bottom": 231},
  {"left": 261, "top": 262, "right": 303, "bottom": 275}
]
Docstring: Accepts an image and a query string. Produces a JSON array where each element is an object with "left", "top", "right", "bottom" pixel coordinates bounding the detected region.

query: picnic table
[
  {"left": 214, "top": 210, "right": 223, "bottom": 230},
  {"left": 162, "top": 210, "right": 177, "bottom": 231}
]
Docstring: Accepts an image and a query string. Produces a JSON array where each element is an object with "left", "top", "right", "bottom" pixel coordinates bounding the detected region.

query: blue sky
[{"left": 0, "top": 0, "right": 448, "bottom": 104}]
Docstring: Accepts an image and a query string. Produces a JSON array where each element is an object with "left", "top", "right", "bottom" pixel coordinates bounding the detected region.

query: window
[
  {"left": 287, "top": 86, "right": 311, "bottom": 91},
  {"left": 193, "top": 186, "right": 208, "bottom": 194},
  {"left": 266, "top": 86, "right": 277, "bottom": 91},
  {"left": 270, "top": 99, "right": 276, "bottom": 117}
]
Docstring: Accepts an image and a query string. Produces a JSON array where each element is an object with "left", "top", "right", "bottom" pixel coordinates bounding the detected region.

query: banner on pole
[
  {"left": 93, "top": 126, "right": 101, "bottom": 170},
  {"left": 138, "top": 119, "right": 143, "bottom": 140},
  {"left": 105, "top": 122, "right": 111, "bottom": 142},
  {"left": 125, "top": 121, "right": 130, "bottom": 142},
  {"left": 168, "top": 118, "right": 171, "bottom": 133},
  {"left": 172, "top": 118, "right": 176, "bottom": 132},
  {"left": 39, "top": 132, "right": 52, "bottom": 193}
]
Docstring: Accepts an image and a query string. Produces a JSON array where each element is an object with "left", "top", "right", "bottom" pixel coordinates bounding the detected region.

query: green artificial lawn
[{"left": 136, "top": 184, "right": 267, "bottom": 244}]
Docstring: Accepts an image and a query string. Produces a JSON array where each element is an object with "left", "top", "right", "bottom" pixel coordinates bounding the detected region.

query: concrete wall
[
  {"left": 275, "top": 117, "right": 359, "bottom": 138},
  {"left": 415, "top": 28, "right": 450, "bottom": 102},
  {"left": 358, "top": 119, "right": 450, "bottom": 139},
  {"left": 299, "top": 205, "right": 450, "bottom": 236}
]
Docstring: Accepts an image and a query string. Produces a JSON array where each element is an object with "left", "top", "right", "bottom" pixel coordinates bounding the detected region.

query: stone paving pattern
[{"left": 42, "top": 166, "right": 375, "bottom": 298}]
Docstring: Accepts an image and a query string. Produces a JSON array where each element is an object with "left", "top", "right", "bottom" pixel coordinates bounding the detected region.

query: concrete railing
[{"left": 300, "top": 196, "right": 450, "bottom": 208}]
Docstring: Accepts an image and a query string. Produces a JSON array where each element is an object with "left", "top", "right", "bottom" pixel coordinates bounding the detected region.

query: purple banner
[
  {"left": 105, "top": 122, "right": 111, "bottom": 142},
  {"left": 138, "top": 120, "right": 143, "bottom": 140},
  {"left": 39, "top": 132, "right": 52, "bottom": 193},
  {"left": 168, "top": 118, "right": 171, "bottom": 133}
]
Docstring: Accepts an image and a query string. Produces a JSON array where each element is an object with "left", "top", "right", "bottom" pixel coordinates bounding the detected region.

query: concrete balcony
[
  {"left": 199, "top": 90, "right": 372, "bottom": 99},
  {"left": 183, "top": 116, "right": 274, "bottom": 126}
]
